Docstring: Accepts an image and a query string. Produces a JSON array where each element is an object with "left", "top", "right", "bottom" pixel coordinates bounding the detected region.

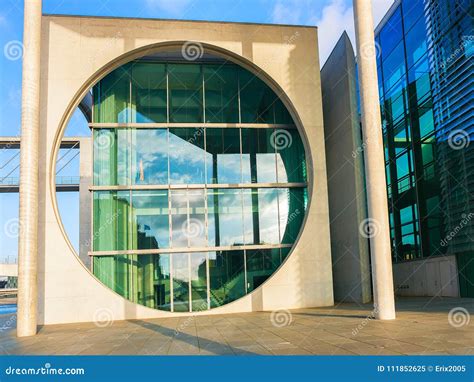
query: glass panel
[
  {"left": 93, "top": 191, "right": 131, "bottom": 251},
  {"left": 205, "top": 128, "right": 241, "bottom": 184},
  {"left": 408, "top": 55, "right": 431, "bottom": 103},
  {"left": 382, "top": 41, "right": 406, "bottom": 92},
  {"left": 190, "top": 252, "right": 208, "bottom": 311},
  {"left": 172, "top": 253, "right": 189, "bottom": 312},
  {"left": 93, "top": 129, "right": 130, "bottom": 186},
  {"left": 132, "top": 129, "right": 168, "bottom": 185},
  {"left": 131, "top": 62, "right": 167, "bottom": 122},
  {"left": 239, "top": 70, "right": 292, "bottom": 124},
  {"left": 209, "top": 250, "right": 245, "bottom": 308},
  {"left": 241, "top": 128, "right": 277, "bottom": 183},
  {"left": 280, "top": 247, "right": 291, "bottom": 261},
  {"left": 379, "top": 6, "right": 403, "bottom": 60},
  {"left": 405, "top": 17, "right": 427, "bottom": 69},
  {"left": 150, "top": 254, "right": 171, "bottom": 311},
  {"left": 246, "top": 248, "right": 280, "bottom": 292},
  {"left": 93, "top": 65, "right": 130, "bottom": 123},
  {"left": 279, "top": 188, "right": 306, "bottom": 244},
  {"left": 93, "top": 255, "right": 133, "bottom": 300},
  {"left": 257, "top": 188, "right": 280, "bottom": 244},
  {"left": 171, "top": 190, "right": 188, "bottom": 248},
  {"left": 204, "top": 65, "right": 239, "bottom": 123},
  {"left": 242, "top": 189, "right": 255, "bottom": 244},
  {"left": 168, "top": 64, "right": 203, "bottom": 123},
  {"left": 188, "top": 189, "right": 207, "bottom": 247},
  {"left": 419, "top": 108, "right": 434, "bottom": 138},
  {"left": 207, "top": 189, "right": 244, "bottom": 246},
  {"left": 132, "top": 190, "right": 169, "bottom": 250},
  {"left": 169, "top": 128, "right": 206, "bottom": 184},
  {"left": 402, "top": 0, "right": 424, "bottom": 33},
  {"left": 276, "top": 129, "right": 307, "bottom": 183}
]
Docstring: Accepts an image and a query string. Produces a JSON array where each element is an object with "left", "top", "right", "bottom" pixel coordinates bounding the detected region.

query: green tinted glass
[{"left": 169, "top": 64, "right": 203, "bottom": 123}]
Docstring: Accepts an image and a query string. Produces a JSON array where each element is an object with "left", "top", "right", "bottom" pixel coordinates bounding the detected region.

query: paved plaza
[{"left": 0, "top": 298, "right": 472, "bottom": 355}]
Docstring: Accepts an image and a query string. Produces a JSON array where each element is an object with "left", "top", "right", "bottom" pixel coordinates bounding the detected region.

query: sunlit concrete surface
[{"left": 0, "top": 298, "right": 472, "bottom": 355}]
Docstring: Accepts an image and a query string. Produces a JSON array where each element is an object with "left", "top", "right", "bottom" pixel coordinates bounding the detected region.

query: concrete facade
[
  {"left": 393, "top": 255, "right": 460, "bottom": 298},
  {"left": 38, "top": 15, "right": 333, "bottom": 325},
  {"left": 321, "top": 33, "right": 371, "bottom": 304}
]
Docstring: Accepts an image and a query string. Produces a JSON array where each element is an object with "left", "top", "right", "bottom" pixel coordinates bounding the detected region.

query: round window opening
[{"left": 59, "top": 49, "right": 309, "bottom": 312}]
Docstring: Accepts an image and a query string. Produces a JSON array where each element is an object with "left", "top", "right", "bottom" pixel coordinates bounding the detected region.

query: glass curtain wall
[
  {"left": 375, "top": 0, "right": 474, "bottom": 281},
  {"left": 91, "top": 58, "right": 309, "bottom": 311}
]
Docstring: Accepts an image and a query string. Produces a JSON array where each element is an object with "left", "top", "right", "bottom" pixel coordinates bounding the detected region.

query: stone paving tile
[{"left": 0, "top": 298, "right": 472, "bottom": 355}]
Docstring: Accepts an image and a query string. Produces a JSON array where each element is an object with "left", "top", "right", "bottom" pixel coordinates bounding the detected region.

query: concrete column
[
  {"left": 79, "top": 138, "right": 92, "bottom": 269},
  {"left": 353, "top": 0, "right": 396, "bottom": 319},
  {"left": 17, "top": 0, "right": 42, "bottom": 337}
]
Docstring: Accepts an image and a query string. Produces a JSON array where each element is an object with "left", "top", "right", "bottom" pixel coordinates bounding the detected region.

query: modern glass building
[
  {"left": 374, "top": 0, "right": 473, "bottom": 296},
  {"left": 90, "top": 54, "right": 308, "bottom": 312}
]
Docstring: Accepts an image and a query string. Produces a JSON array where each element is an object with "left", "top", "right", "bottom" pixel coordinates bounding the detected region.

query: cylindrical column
[
  {"left": 353, "top": 0, "right": 396, "bottom": 320},
  {"left": 17, "top": 0, "right": 42, "bottom": 337}
]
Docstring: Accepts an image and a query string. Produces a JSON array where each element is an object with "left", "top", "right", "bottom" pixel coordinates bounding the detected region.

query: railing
[{"left": 0, "top": 176, "right": 80, "bottom": 186}]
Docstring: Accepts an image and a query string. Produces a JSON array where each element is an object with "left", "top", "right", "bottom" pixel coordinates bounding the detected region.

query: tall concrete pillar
[
  {"left": 17, "top": 0, "right": 42, "bottom": 337},
  {"left": 353, "top": 0, "right": 396, "bottom": 320}
]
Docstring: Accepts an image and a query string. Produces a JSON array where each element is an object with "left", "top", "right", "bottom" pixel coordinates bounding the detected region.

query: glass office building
[
  {"left": 90, "top": 55, "right": 308, "bottom": 312},
  {"left": 374, "top": 0, "right": 473, "bottom": 296}
]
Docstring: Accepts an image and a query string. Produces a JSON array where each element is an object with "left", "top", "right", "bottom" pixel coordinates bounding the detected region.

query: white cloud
[
  {"left": 270, "top": 0, "right": 395, "bottom": 66},
  {"left": 317, "top": 0, "right": 394, "bottom": 65},
  {"left": 145, "top": 0, "right": 194, "bottom": 17},
  {"left": 313, "top": 0, "right": 355, "bottom": 66},
  {"left": 272, "top": 0, "right": 303, "bottom": 25}
]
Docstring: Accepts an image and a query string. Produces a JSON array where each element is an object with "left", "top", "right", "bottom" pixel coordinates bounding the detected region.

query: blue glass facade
[{"left": 373, "top": 0, "right": 473, "bottom": 296}]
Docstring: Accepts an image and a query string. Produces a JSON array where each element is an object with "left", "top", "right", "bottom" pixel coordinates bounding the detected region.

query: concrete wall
[
  {"left": 38, "top": 15, "right": 333, "bottom": 325},
  {"left": 320, "top": 33, "right": 371, "bottom": 303},
  {"left": 393, "top": 255, "right": 459, "bottom": 297}
]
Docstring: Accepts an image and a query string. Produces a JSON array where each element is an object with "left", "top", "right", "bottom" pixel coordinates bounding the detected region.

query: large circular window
[{"left": 88, "top": 51, "right": 308, "bottom": 312}]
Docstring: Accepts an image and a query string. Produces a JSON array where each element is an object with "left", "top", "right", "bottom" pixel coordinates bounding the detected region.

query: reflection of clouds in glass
[
  {"left": 133, "top": 129, "right": 168, "bottom": 184},
  {"left": 217, "top": 154, "right": 241, "bottom": 183},
  {"left": 279, "top": 190, "right": 290, "bottom": 239},
  {"left": 257, "top": 154, "right": 277, "bottom": 183},
  {"left": 241, "top": 154, "right": 278, "bottom": 183},
  {"left": 276, "top": 154, "right": 288, "bottom": 183},
  {"left": 169, "top": 133, "right": 205, "bottom": 183},
  {"left": 258, "top": 190, "right": 280, "bottom": 244}
]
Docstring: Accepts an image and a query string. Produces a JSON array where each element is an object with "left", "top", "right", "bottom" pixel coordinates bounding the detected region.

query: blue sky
[{"left": 0, "top": 0, "right": 393, "bottom": 263}]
